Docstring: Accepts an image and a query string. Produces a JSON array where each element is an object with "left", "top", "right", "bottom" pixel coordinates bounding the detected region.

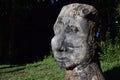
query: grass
[
  {"left": 0, "top": 55, "right": 65, "bottom": 80},
  {"left": 0, "top": 54, "right": 120, "bottom": 80},
  {"left": 100, "top": 36, "right": 120, "bottom": 72}
]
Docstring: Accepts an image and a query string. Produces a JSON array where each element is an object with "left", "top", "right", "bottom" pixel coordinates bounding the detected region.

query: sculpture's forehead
[
  {"left": 58, "top": 3, "right": 96, "bottom": 18},
  {"left": 53, "top": 3, "right": 97, "bottom": 34},
  {"left": 57, "top": 16, "right": 87, "bottom": 27}
]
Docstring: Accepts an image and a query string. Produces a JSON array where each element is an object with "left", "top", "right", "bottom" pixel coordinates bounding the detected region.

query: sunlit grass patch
[{"left": 0, "top": 55, "right": 65, "bottom": 80}]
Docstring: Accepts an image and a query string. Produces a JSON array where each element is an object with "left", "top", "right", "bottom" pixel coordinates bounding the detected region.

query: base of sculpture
[{"left": 65, "top": 62, "right": 105, "bottom": 80}]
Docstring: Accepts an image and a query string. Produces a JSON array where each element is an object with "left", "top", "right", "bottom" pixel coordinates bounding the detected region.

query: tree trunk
[{"left": 8, "top": 0, "right": 16, "bottom": 63}]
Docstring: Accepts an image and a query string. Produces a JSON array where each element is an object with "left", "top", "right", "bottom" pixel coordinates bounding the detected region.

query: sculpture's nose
[{"left": 51, "top": 34, "right": 66, "bottom": 52}]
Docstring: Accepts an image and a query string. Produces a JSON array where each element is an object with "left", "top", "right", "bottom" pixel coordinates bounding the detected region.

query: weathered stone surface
[{"left": 51, "top": 3, "right": 105, "bottom": 80}]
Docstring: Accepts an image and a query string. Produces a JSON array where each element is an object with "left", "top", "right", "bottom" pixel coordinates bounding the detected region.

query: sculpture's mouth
[{"left": 56, "top": 59, "right": 77, "bottom": 70}]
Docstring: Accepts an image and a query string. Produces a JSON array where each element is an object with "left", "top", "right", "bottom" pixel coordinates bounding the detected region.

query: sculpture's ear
[
  {"left": 82, "top": 8, "right": 90, "bottom": 15},
  {"left": 84, "top": 8, "right": 98, "bottom": 21}
]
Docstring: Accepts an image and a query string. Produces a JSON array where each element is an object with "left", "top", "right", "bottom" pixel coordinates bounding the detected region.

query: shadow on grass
[
  {"left": 104, "top": 66, "right": 120, "bottom": 80},
  {"left": 0, "top": 65, "right": 20, "bottom": 69},
  {"left": 0, "top": 65, "right": 25, "bottom": 74}
]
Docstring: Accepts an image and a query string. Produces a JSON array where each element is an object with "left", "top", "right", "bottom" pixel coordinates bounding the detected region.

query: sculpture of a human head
[{"left": 51, "top": 3, "right": 98, "bottom": 69}]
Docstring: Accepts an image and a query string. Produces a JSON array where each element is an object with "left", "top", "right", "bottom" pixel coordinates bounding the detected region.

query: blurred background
[{"left": 0, "top": 0, "right": 120, "bottom": 64}]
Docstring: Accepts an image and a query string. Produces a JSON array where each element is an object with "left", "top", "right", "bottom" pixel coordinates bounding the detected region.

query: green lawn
[
  {"left": 0, "top": 54, "right": 120, "bottom": 80},
  {"left": 0, "top": 55, "right": 65, "bottom": 80}
]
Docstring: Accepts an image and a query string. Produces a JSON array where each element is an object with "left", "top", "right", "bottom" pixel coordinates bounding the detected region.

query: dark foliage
[{"left": 0, "top": 0, "right": 119, "bottom": 64}]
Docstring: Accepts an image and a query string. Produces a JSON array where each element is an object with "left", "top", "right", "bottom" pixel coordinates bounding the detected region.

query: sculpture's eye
[{"left": 65, "top": 25, "right": 79, "bottom": 34}]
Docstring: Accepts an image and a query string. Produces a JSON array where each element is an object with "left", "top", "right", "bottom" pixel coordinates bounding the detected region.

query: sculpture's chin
[
  {"left": 57, "top": 61, "right": 66, "bottom": 67},
  {"left": 57, "top": 61, "right": 77, "bottom": 70}
]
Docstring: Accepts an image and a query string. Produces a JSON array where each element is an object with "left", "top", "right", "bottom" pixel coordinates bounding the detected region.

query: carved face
[{"left": 51, "top": 3, "right": 97, "bottom": 69}]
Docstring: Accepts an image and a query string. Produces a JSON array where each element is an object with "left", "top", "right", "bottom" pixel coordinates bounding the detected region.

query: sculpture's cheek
[
  {"left": 78, "top": 48, "right": 87, "bottom": 60},
  {"left": 70, "top": 44, "right": 88, "bottom": 62}
]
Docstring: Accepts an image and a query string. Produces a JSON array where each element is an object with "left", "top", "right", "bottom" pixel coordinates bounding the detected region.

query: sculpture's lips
[
  {"left": 56, "top": 59, "right": 68, "bottom": 63},
  {"left": 56, "top": 58, "right": 69, "bottom": 66},
  {"left": 56, "top": 59, "right": 77, "bottom": 70}
]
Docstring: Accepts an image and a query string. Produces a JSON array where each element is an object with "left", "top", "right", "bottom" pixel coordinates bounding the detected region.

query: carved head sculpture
[{"left": 51, "top": 3, "right": 98, "bottom": 69}]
